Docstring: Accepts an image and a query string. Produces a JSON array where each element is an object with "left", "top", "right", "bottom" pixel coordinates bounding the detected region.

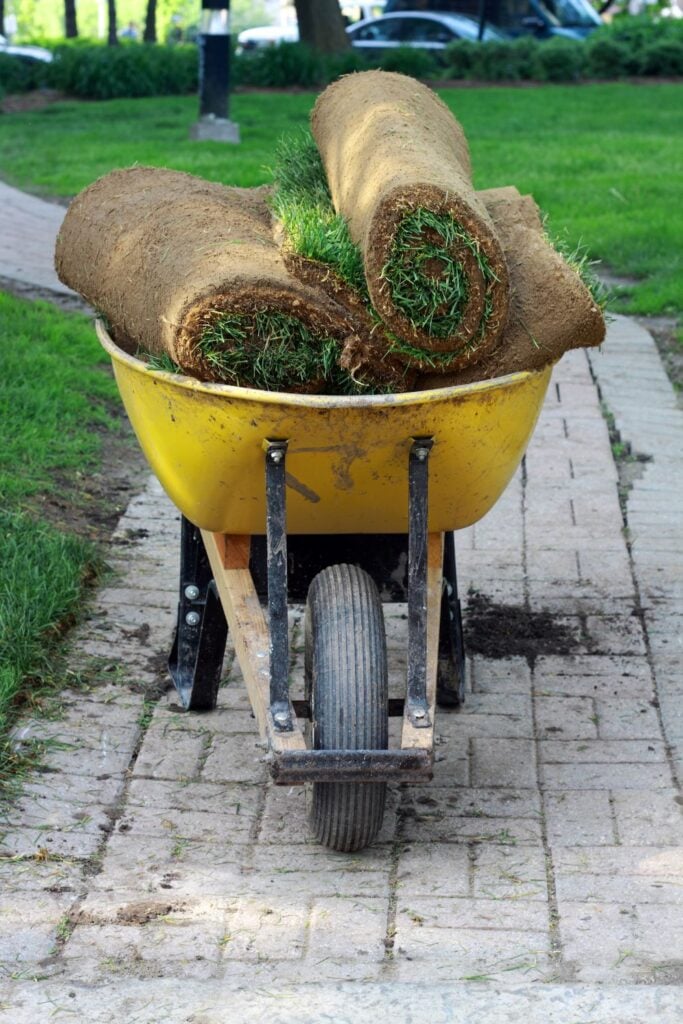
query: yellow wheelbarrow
[{"left": 98, "top": 322, "right": 551, "bottom": 852}]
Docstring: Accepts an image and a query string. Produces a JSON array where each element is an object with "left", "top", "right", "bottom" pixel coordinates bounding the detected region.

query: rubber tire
[{"left": 305, "top": 564, "right": 388, "bottom": 853}]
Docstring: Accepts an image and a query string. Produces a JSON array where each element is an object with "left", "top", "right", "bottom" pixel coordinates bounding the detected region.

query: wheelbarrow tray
[{"left": 97, "top": 321, "right": 552, "bottom": 536}]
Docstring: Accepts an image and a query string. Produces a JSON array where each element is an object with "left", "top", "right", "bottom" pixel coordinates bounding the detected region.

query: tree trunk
[
  {"left": 108, "top": 0, "right": 118, "bottom": 45},
  {"left": 144, "top": 0, "right": 157, "bottom": 43},
  {"left": 65, "top": 0, "right": 78, "bottom": 38},
  {"left": 293, "top": 0, "right": 350, "bottom": 54},
  {"left": 0, "top": 0, "right": 5, "bottom": 39}
]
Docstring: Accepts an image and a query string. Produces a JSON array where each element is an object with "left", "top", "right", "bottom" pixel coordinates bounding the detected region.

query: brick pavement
[{"left": 0, "top": 181, "right": 681, "bottom": 1019}]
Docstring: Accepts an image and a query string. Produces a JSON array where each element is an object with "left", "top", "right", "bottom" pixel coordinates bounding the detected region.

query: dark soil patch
[
  {"left": 464, "top": 591, "right": 581, "bottom": 660},
  {"left": 0, "top": 88, "right": 67, "bottom": 115},
  {"left": 0, "top": 274, "right": 89, "bottom": 313}
]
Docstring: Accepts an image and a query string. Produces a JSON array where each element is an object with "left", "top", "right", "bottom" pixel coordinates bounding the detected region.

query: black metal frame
[
  {"left": 167, "top": 436, "right": 467, "bottom": 766},
  {"left": 168, "top": 517, "right": 228, "bottom": 710}
]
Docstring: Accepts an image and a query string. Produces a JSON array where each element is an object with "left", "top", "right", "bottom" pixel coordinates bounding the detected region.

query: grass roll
[
  {"left": 55, "top": 167, "right": 394, "bottom": 394},
  {"left": 310, "top": 70, "right": 510, "bottom": 372}
]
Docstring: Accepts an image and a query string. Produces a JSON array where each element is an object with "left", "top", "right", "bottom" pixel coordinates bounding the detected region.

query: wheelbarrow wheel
[{"left": 305, "top": 563, "right": 388, "bottom": 853}]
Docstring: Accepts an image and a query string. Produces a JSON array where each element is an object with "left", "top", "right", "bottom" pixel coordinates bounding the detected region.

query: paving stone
[
  {"left": 539, "top": 739, "right": 667, "bottom": 765},
  {"left": 557, "top": 901, "right": 683, "bottom": 984},
  {"left": 540, "top": 761, "right": 672, "bottom": 791},
  {"left": 250, "top": 844, "right": 391, "bottom": 898},
  {"left": 470, "top": 739, "right": 537, "bottom": 789},
  {"left": 393, "top": 901, "right": 550, "bottom": 981},
  {"left": 200, "top": 732, "right": 270, "bottom": 784},
  {"left": 0, "top": 892, "right": 75, "bottom": 965},
  {"left": 585, "top": 616, "right": 647, "bottom": 656},
  {"left": 472, "top": 846, "right": 548, "bottom": 901},
  {"left": 544, "top": 791, "right": 615, "bottom": 846},
  {"left": 469, "top": 658, "right": 532, "bottom": 696},
  {"left": 398, "top": 790, "right": 542, "bottom": 847},
  {"left": 442, "top": 693, "right": 533, "bottom": 740},
  {"left": 594, "top": 698, "right": 662, "bottom": 739},
  {"left": 612, "top": 790, "right": 683, "bottom": 845},
  {"left": 61, "top": 921, "right": 225, "bottom": 980},
  {"left": 552, "top": 846, "right": 683, "bottom": 904},
  {"left": 535, "top": 696, "right": 598, "bottom": 741},
  {"left": 117, "top": 783, "right": 261, "bottom": 845},
  {"left": 133, "top": 720, "right": 211, "bottom": 780},
  {"left": 80, "top": 833, "right": 253, "bottom": 903},
  {"left": 220, "top": 896, "right": 308, "bottom": 961},
  {"left": 307, "top": 896, "right": 387, "bottom": 961},
  {"left": 534, "top": 656, "right": 654, "bottom": 699},
  {"left": 0, "top": 825, "right": 103, "bottom": 860},
  {"left": 0, "top": 858, "right": 84, "bottom": 896}
]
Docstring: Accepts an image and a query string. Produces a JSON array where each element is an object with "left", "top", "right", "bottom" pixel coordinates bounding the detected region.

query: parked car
[
  {"left": 384, "top": 0, "right": 601, "bottom": 40},
  {"left": 236, "top": 24, "right": 298, "bottom": 52},
  {"left": 0, "top": 34, "right": 52, "bottom": 63},
  {"left": 347, "top": 11, "right": 506, "bottom": 57},
  {"left": 236, "top": 4, "right": 386, "bottom": 53}
]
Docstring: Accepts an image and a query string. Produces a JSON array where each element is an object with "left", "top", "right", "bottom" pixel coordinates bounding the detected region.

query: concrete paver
[{"left": 0, "top": 187, "right": 681, "bottom": 1018}]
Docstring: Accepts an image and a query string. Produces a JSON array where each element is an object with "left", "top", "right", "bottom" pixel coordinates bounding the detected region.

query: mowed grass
[
  {"left": 0, "top": 83, "right": 681, "bottom": 314},
  {"left": 0, "top": 293, "right": 120, "bottom": 778}
]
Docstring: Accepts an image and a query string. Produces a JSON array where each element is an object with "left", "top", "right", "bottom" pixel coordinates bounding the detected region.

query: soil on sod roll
[
  {"left": 55, "top": 167, "right": 407, "bottom": 394},
  {"left": 417, "top": 187, "right": 606, "bottom": 388},
  {"left": 310, "top": 70, "right": 510, "bottom": 371}
]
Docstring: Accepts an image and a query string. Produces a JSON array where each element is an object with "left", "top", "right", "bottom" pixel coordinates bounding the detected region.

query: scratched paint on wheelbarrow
[{"left": 98, "top": 322, "right": 551, "bottom": 535}]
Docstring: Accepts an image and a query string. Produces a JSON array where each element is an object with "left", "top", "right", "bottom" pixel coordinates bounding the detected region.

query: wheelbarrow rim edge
[{"left": 96, "top": 318, "right": 553, "bottom": 410}]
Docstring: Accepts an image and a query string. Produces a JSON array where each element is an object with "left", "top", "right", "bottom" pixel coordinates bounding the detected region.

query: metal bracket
[
  {"left": 264, "top": 439, "right": 293, "bottom": 732},
  {"left": 168, "top": 516, "right": 229, "bottom": 711},
  {"left": 406, "top": 437, "right": 434, "bottom": 728}
]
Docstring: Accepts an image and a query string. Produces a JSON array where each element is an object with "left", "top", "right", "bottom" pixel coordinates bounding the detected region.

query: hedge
[{"left": 0, "top": 19, "right": 681, "bottom": 101}]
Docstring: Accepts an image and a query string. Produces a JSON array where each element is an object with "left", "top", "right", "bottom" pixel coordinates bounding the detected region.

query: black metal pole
[{"left": 191, "top": 0, "right": 239, "bottom": 142}]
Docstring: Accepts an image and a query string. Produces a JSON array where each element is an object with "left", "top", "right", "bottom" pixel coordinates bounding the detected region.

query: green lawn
[
  {"left": 0, "top": 83, "right": 681, "bottom": 314},
  {"left": 0, "top": 294, "right": 120, "bottom": 779}
]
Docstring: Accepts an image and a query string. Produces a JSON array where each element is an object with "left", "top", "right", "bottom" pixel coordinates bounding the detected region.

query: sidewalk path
[
  {"left": 0, "top": 186, "right": 681, "bottom": 1021},
  {"left": 0, "top": 180, "right": 74, "bottom": 295}
]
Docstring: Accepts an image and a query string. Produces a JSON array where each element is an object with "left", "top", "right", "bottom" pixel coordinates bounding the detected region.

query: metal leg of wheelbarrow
[
  {"left": 436, "top": 530, "right": 467, "bottom": 708},
  {"left": 264, "top": 439, "right": 293, "bottom": 733},
  {"left": 406, "top": 437, "right": 434, "bottom": 728},
  {"left": 168, "top": 516, "right": 228, "bottom": 711}
]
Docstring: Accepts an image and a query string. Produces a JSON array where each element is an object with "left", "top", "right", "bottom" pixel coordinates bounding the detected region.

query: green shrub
[
  {"left": 234, "top": 42, "right": 324, "bottom": 88},
  {"left": 474, "top": 38, "right": 542, "bottom": 81},
  {"left": 379, "top": 45, "right": 438, "bottom": 78},
  {"left": 0, "top": 53, "right": 50, "bottom": 96},
  {"left": 47, "top": 42, "right": 198, "bottom": 100},
  {"left": 534, "top": 37, "right": 585, "bottom": 82},
  {"left": 443, "top": 39, "right": 479, "bottom": 79},
  {"left": 585, "top": 36, "right": 634, "bottom": 78},
  {"left": 639, "top": 39, "right": 683, "bottom": 77}
]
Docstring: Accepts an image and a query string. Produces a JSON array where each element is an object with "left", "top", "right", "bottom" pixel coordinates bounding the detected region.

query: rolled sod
[
  {"left": 54, "top": 166, "right": 399, "bottom": 394},
  {"left": 416, "top": 187, "right": 606, "bottom": 388},
  {"left": 311, "top": 70, "right": 510, "bottom": 371}
]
